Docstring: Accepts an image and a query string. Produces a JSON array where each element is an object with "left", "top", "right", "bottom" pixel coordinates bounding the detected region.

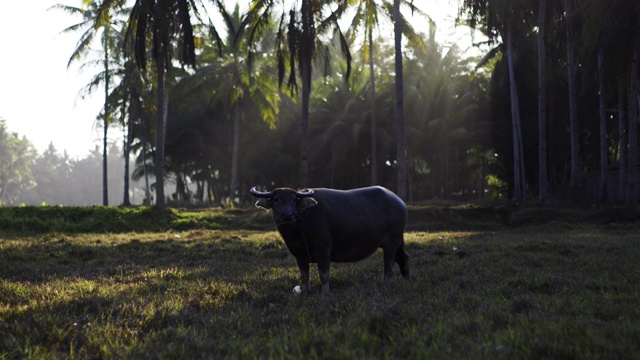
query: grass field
[{"left": 1, "top": 206, "right": 640, "bottom": 358}]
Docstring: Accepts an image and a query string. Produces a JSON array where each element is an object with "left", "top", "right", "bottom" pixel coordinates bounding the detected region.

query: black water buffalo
[{"left": 250, "top": 186, "right": 411, "bottom": 294}]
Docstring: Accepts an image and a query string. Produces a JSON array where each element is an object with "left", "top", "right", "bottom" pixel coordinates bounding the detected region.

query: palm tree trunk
[
  {"left": 123, "top": 133, "right": 131, "bottom": 206},
  {"left": 394, "top": 0, "right": 407, "bottom": 200},
  {"left": 229, "top": 103, "right": 241, "bottom": 203},
  {"left": 628, "top": 20, "right": 640, "bottom": 206},
  {"left": 538, "top": 0, "right": 548, "bottom": 206},
  {"left": 506, "top": 19, "right": 524, "bottom": 202},
  {"left": 123, "top": 90, "right": 136, "bottom": 206},
  {"left": 300, "top": 62, "right": 311, "bottom": 188},
  {"left": 368, "top": 29, "right": 378, "bottom": 186},
  {"left": 155, "top": 53, "right": 166, "bottom": 209},
  {"left": 103, "top": 33, "right": 109, "bottom": 206},
  {"left": 564, "top": 0, "right": 580, "bottom": 194},
  {"left": 122, "top": 93, "right": 134, "bottom": 206},
  {"left": 480, "top": 152, "right": 487, "bottom": 199},
  {"left": 619, "top": 76, "right": 627, "bottom": 202},
  {"left": 298, "top": 0, "right": 313, "bottom": 189},
  {"left": 598, "top": 42, "right": 608, "bottom": 203},
  {"left": 143, "top": 140, "right": 150, "bottom": 205}
]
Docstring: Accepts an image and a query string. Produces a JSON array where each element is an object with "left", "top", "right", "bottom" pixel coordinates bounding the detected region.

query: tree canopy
[{"left": 3, "top": 0, "right": 640, "bottom": 207}]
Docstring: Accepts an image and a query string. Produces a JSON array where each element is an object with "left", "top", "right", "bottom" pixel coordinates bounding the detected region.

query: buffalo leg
[
  {"left": 382, "top": 244, "right": 396, "bottom": 282},
  {"left": 296, "top": 258, "right": 310, "bottom": 294},
  {"left": 317, "top": 261, "right": 331, "bottom": 294},
  {"left": 395, "top": 244, "right": 411, "bottom": 280}
]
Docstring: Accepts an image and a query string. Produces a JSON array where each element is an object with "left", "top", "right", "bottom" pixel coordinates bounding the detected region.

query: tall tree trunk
[
  {"left": 394, "top": 0, "right": 407, "bottom": 200},
  {"left": 598, "top": 42, "right": 608, "bottom": 203},
  {"left": 628, "top": 20, "right": 640, "bottom": 206},
  {"left": 619, "top": 76, "right": 627, "bottom": 202},
  {"left": 300, "top": 62, "right": 311, "bottom": 188},
  {"left": 368, "top": 28, "right": 378, "bottom": 186},
  {"left": 229, "top": 104, "right": 241, "bottom": 204},
  {"left": 564, "top": 0, "right": 580, "bottom": 195},
  {"left": 155, "top": 53, "right": 166, "bottom": 209},
  {"left": 538, "top": 0, "right": 548, "bottom": 206},
  {"left": 480, "top": 152, "right": 486, "bottom": 199},
  {"left": 123, "top": 134, "right": 130, "bottom": 206},
  {"left": 298, "top": 0, "right": 313, "bottom": 188},
  {"left": 103, "top": 33, "right": 109, "bottom": 206},
  {"left": 506, "top": 19, "right": 524, "bottom": 202},
  {"left": 123, "top": 90, "right": 136, "bottom": 206},
  {"left": 143, "top": 139, "right": 150, "bottom": 205}
]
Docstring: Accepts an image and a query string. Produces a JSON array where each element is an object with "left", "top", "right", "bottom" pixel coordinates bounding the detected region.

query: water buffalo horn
[
  {"left": 250, "top": 187, "right": 274, "bottom": 198},
  {"left": 296, "top": 189, "right": 315, "bottom": 198}
]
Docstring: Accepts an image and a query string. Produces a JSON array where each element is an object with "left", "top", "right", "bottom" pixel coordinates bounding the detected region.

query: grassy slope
[{"left": 1, "top": 206, "right": 639, "bottom": 358}]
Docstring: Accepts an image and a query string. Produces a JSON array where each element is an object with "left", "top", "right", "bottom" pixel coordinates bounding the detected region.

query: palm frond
[
  {"left": 475, "top": 44, "right": 501, "bottom": 69},
  {"left": 48, "top": 4, "right": 84, "bottom": 16},
  {"left": 67, "top": 28, "right": 96, "bottom": 68},
  {"left": 337, "top": 27, "right": 352, "bottom": 81}
]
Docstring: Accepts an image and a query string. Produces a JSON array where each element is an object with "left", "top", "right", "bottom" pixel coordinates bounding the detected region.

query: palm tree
[
  {"left": 597, "top": 40, "right": 608, "bottom": 203},
  {"left": 51, "top": 1, "right": 124, "bottom": 206},
  {"left": 245, "top": 0, "right": 352, "bottom": 188},
  {"left": 582, "top": 0, "right": 640, "bottom": 205},
  {"left": 403, "top": 34, "right": 491, "bottom": 200},
  {"left": 348, "top": 1, "right": 382, "bottom": 186},
  {"left": 123, "top": 0, "right": 203, "bottom": 208},
  {"left": 393, "top": 0, "right": 407, "bottom": 199},
  {"left": 307, "top": 59, "right": 373, "bottom": 188},
  {"left": 628, "top": 17, "right": 640, "bottom": 206},
  {"left": 562, "top": 0, "right": 580, "bottom": 196},
  {"left": 348, "top": 0, "right": 426, "bottom": 188},
  {"left": 538, "top": 0, "right": 548, "bottom": 206},
  {"left": 459, "top": 0, "right": 534, "bottom": 202},
  {"left": 618, "top": 76, "right": 627, "bottom": 202},
  {"left": 580, "top": 0, "right": 610, "bottom": 203},
  {"left": 106, "top": 55, "right": 148, "bottom": 206},
  {"left": 173, "top": 3, "right": 280, "bottom": 204}
]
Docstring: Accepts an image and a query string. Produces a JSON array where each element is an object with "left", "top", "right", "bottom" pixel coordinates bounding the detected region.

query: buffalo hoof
[{"left": 293, "top": 283, "right": 310, "bottom": 295}]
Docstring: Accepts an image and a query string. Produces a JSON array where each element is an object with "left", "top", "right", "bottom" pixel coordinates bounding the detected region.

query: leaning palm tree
[
  {"left": 50, "top": 0, "right": 124, "bottom": 206},
  {"left": 245, "top": 0, "right": 352, "bottom": 188}
]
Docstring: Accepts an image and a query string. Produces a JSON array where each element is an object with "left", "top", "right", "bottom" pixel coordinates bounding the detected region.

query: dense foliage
[{"left": 2, "top": 0, "right": 640, "bottom": 207}]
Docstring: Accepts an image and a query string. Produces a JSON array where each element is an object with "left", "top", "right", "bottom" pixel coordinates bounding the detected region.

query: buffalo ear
[
  {"left": 255, "top": 198, "right": 272, "bottom": 210},
  {"left": 298, "top": 197, "right": 318, "bottom": 211}
]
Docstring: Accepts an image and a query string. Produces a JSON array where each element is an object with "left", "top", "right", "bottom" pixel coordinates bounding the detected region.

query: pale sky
[
  {"left": 0, "top": 0, "right": 473, "bottom": 159},
  {"left": 0, "top": 0, "right": 107, "bottom": 159}
]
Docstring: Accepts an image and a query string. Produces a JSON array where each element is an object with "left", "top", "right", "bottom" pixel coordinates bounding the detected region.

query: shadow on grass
[
  {"left": 0, "top": 206, "right": 275, "bottom": 234},
  {"left": 0, "top": 232, "right": 290, "bottom": 283}
]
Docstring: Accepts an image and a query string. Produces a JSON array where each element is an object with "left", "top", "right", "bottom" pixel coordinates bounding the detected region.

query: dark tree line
[{"left": 460, "top": 0, "right": 640, "bottom": 206}]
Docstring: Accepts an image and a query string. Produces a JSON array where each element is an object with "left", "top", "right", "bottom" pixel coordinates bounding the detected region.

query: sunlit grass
[{"left": 1, "top": 220, "right": 640, "bottom": 358}]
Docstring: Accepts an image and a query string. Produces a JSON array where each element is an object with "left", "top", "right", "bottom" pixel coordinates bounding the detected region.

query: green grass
[{"left": 1, "top": 207, "right": 640, "bottom": 358}]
